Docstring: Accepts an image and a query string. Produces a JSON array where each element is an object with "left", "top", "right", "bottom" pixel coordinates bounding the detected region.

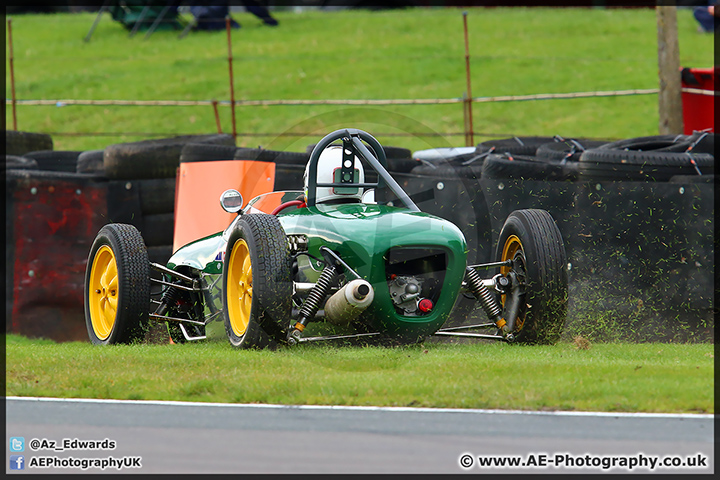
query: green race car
[{"left": 84, "top": 128, "right": 568, "bottom": 348}]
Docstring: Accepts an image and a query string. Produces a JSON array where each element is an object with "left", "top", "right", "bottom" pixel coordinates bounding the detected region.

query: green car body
[
  {"left": 168, "top": 200, "right": 468, "bottom": 341},
  {"left": 83, "top": 128, "right": 568, "bottom": 348}
]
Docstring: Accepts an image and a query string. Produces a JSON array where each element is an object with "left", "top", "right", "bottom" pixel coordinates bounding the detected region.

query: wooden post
[
  {"left": 656, "top": 5, "right": 683, "bottom": 134},
  {"left": 212, "top": 99, "right": 223, "bottom": 134},
  {"left": 462, "top": 12, "right": 474, "bottom": 146},
  {"left": 8, "top": 18, "right": 18, "bottom": 130},
  {"left": 226, "top": 16, "right": 237, "bottom": 141}
]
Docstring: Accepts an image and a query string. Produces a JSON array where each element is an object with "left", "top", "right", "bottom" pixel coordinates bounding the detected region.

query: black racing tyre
[
  {"left": 535, "top": 139, "right": 608, "bottom": 163},
  {"left": 179, "top": 143, "right": 238, "bottom": 163},
  {"left": 76, "top": 149, "right": 106, "bottom": 174},
  {"left": 141, "top": 213, "right": 175, "bottom": 247},
  {"left": 581, "top": 146, "right": 714, "bottom": 167},
  {"left": 477, "top": 136, "right": 557, "bottom": 156},
  {"left": 481, "top": 153, "right": 577, "bottom": 181},
  {"left": 23, "top": 150, "right": 82, "bottom": 172},
  {"left": 495, "top": 209, "right": 568, "bottom": 344},
  {"left": 222, "top": 213, "right": 292, "bottom": 348},
  {"left": 136, "top": 177, "right": 177, "bottom": 215},
  {"left": 84, "top": 223, "right": 150, "bottom": 345},
  {"left": 5, "top": 130, "right": 53, "bottom": 155},
  {"left": 578, "top": 150, "right": 714, "bottom": 180},
  {"left": 104, "top": 134, "right": 236, "bottom": 180},
  {"left": 234, "top": 147, "right": 309, "bottom": 165},
  {"left": 3, "top": 155, "right": 38, "bottom": 170},
  {"left": 580, "top": 133, "right": 715, "bottom": 179},
  {"left": 592, "top": 134, "right": 693, "bottom": 153}
]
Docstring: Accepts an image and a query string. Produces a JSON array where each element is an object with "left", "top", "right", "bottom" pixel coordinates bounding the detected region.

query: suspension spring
[
  {"left": 299, "top": 266, "right": 336, "bottom": 321},
  {"left": 154, "top": 282, "right": 182, "bottom": 316},
  {"left": 287, "top": 263, "right": 338, "bottom": 345},
  {"left": 465, "top": 267, "right": 504, "bottom": 326},
  {"left": 161, "top": 284, "right": 181, "bottom": 305}
]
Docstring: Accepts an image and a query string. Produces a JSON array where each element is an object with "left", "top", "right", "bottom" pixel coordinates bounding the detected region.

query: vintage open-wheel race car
[{"left": 84, "top": 128, "right": 568, "bottom": 348}]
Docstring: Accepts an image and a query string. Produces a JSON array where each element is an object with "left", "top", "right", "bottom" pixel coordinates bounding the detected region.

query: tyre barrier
[
  {"left": 5, "top": 130, "right": 53, "bottom": 155},
  {"left": 4, "top": 155, "right": 39, "bottom": 170},
  {"left": 477, "top": 136, "right": 559, "bottom": 156},
  {"left": 4, "top": 131, "right": 714, "bottom": 343},
  {"left": 309, "top": 143, "right": 419, "bottom": 173},
  {"left": 179, "top": 143, "right": 238, "bottom": 163},
  {"left": 104, "top": 134, "right": 236, "bottom": 179},
  {"left": 21, "top": 150, "right": 83, "bottom": 173},
  {"left": 76, "top": 149, "right": 105, "bottom": 174},
  {"left": 479, "top": 174, "right": 714, "bottom": 343}
]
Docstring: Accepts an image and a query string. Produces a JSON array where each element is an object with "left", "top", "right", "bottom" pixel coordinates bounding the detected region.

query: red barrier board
[{"left": 9, "top": 174, "right": 108, "bottom": 341}]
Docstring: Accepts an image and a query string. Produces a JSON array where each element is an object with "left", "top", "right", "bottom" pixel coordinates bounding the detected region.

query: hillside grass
[
  {"left": 4, "top": 7, "right": 713, "bottom": 153},
  {"left": 5, "top": 334, "right": 714, "bottom": 414}
]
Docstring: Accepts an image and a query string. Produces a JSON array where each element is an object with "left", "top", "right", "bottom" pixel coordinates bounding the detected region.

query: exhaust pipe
[{"left": 324, "top": 279, "right": 374, "bottom": 324}]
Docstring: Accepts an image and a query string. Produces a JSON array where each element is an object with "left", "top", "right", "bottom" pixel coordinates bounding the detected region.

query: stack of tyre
[
  {"left": 202, "top": 142, "right": 418, "bottom": 191},
  {"left": 78, "top": 134, "right": 238, "bottom": 265},
  {"left": 5, "top": 130, "right": 116, "bottom": 340},
  {"left": 411, "top": 132, "right": 714, "bottom": 256},
  {"left": 414, "top": 132, "right": 714, "bottom": 181},
  {"left": 411, "top": 132, "right": 715, "bottom": 338}
]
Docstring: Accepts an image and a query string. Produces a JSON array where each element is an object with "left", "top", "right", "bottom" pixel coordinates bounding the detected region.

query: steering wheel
[{"left": 271, "top": 200, "right": 305, "bottom": 216}]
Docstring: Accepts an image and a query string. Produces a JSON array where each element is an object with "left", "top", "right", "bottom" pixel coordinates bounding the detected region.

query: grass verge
[{"left": 5, "top": 334, "right": 714, "bottom": 414}]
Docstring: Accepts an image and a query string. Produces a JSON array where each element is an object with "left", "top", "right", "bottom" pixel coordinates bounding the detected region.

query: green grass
[
  {"left": 5, "top": 7, "right": 714, "bottom": 152},
  {"left": 5, "top": 334, "right": 714, "bottom": 414}
]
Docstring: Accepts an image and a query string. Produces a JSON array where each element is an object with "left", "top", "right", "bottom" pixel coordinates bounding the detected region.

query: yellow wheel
[
  {"left": 226, "top": 239, "right": 253, "bottom": 338},
  {"left": 499, "top": 234, "right": 527, "bottom": 332},
  {"left": 87, "top": 245, "right": 119, "bottom": 341},
  {"left": 222, "top": 213, "right": 292, "bottom": 349},
  {"left": 84, "top": 224, "right": 150, "bottom": 345},
  {"left": 495, "top": 209, "right": 568, "bottom": 344}
]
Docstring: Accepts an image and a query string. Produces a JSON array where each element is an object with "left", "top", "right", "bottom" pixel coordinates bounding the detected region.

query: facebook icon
[{"left": 10, "top": 455, "right": 24, "bottom": 470}]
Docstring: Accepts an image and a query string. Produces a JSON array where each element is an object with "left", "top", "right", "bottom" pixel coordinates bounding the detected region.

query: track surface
[{"left": 6, "top": 397, "right": 714, "bottom": 474}]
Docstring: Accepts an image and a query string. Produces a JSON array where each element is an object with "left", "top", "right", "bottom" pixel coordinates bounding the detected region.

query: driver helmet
[{"left": 304, "top": 145, "right": 365, "bottom": 204}]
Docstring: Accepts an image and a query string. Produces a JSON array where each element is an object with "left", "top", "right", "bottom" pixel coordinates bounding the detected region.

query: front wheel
[
  {"left": 496, "top": 209, "right": 568, "bottom": 344},
  {"left": 222, "top": 213, "right": 292, "bottom": 348},
  {"left": 84, "top": 223, "right": 150, "bottom": 345}
]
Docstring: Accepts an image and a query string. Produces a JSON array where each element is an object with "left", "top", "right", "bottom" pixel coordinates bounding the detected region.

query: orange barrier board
[{"left": 173, "top": 160, "right": 275, "bottom": 252}]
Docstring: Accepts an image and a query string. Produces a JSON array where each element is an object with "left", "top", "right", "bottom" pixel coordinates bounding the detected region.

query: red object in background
[
  {"left": 8, "top": 174, "right": 109, "bottom": 341},
  {"left": 680, "top": 67, "right": 716, "bottom": 135}
]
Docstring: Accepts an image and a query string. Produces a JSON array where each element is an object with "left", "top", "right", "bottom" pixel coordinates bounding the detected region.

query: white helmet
[{"left": 304, "top": 145, "right": 365, "bottom": 204}]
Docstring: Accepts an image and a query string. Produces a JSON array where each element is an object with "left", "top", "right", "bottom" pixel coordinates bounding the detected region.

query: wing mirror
[{"left": 220, "top": 189, "right": 244, "bottom": 214}]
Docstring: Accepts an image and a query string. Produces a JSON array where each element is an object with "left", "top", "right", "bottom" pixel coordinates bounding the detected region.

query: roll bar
[{"left": 305, "top": 128, "right": 420, "bottom": 212}]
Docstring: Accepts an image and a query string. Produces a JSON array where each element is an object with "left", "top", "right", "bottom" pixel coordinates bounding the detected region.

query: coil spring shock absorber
[
  {"left": 154, "top": 282, "right": 182, "bottom": 317},
  {"left": 287, "top": 260, "right": 338, "bottom": 344},
  {"left": 464, "top": 267, "right": 506, "bottom": 330}
]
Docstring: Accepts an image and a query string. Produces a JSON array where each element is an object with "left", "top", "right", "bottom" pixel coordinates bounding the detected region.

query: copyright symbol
[
  {"left": 459, "top": 454, "right": 474, "bottom": 469},
  {"left": 30, "top": 439, "right": 41, "bottom": 451}
]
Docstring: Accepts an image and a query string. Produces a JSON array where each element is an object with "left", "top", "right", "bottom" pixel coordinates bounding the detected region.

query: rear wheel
[
  {"left": 84, "top": 223, "right": 150, "bottom": 345},
  {"left": 496, "top": 209, "right": 568, "bottom": 344},
  {"left": 223, "top": 213, "right": 292, "bottom": 348}
]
